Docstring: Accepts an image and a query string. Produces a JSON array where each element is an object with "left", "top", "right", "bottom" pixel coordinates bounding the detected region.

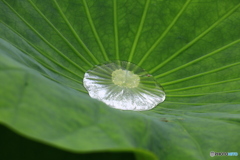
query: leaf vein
[
  {"left": 128, "top": 0, "right": 150, "bottom": 62},
  {"left": 113, "top": 0, "right": 119, "bottom": 60},
  {"left": 150, "top": 3, "right": 240, "bottom": 73},
  {"left": 138, "top": 0, "right": 192, "bottom": 66},
  {"left": 156, "top": 39, "right": 240, "bottom": 78},
  {"left": 82, "top": 0, "right": 109, "bottom": 61},
  {"left": 2, "top": 0, "right": 86, "bottom": 72},
  {"left": 30, "top": 0, "right": 97, "bottom": 67},
  {"left": 161, "top": 62, "right": 240, "bottom": 86},
  {"left": 166, "top": 77, "right": 240, "bottom": 92},
  {"left": 1, "top": 22, "right": 84, "bottom": 79}
]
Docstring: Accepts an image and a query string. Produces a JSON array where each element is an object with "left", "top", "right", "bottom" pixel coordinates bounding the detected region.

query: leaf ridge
[
  {"left": 162, "top": 101, "right": 239, "bottom": 105},
  {"left": 2, "top": 0, "right": 86, "bottom": 72},
  {"left": 82, "top": 0, "right": 109, "bottom": 61},
  {"left": 128, "top": 0, "right": 150, "bottom": 62},
  {"left": 175, "top": 121, "right": 205, "bottom": 160},
  {"left": 30, "top": 0, "right": 97, "bottom": 67},
  {"left": 2, "top": 37, "right": 83, "bottom": 85},
  {"left": 138, "top": 0, "right": 192, "bottom": 66},
  {"left": 149, "top": 3, "right": 240, "bottom": 73},
  {"left": 42, "top": 74, "right": 87, "bottom": 93},
  {"left": 156, "top": 39, "right": 240, "bottom": 78},
  {"left": 166, "top": 77, "right": 240, "bottom": 92},
  {"left": 1, "top": 22, "right": 84, "bottom": 79},
  {"left": 113, "top": 0, "right": 119, "bottom": 60},
  {"left": 161, "top": 62, "right": 240, "bottom": 86},
  {"left": 168, "top": 90, "right": 240, "bottom": 97}
]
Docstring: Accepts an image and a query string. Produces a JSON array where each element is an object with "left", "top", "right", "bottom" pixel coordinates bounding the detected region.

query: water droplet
[{"left": 83, "top": 61, "right": 165, "bottom": 111}]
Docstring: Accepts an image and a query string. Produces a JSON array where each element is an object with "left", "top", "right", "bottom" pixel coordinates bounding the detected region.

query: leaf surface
[{"left": 0, "top": 0, "right": 240, "bottom": 159}]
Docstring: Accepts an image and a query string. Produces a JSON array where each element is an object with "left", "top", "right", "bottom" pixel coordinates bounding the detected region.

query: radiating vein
[
  {"left": 52, "top": 0, "right": 99, "bottom": 65},
  {"left": 152, "top": 110, "right": 240, "bottom": 126},
  {"left": 1, "top": 22, "right": 84, "bottom": 79},
  {"left": 148, "top": 110, "right": 205, "bottom": 159},
  {"left": 150, "top": 3, "right": 240, "bottom": 73},
  {"left": 163, "top": 101, "right": 239, "bottom": 105},
  {"left": 161, "top": 62, "right": 240, "bottom": 86},
  {"left": 138, "top": 0, "right": 191, "bottom": 66},
  {"left": 156, "top": 39, "right": 240, "bottom": 78},
  {"left": 82, "top": 0, "right": 109, "bottom": 61},
  {"left": 128, "top": 0, "right": 150, "bottom": 62},
  {"left": 28, "top": 0, "right": 97, "bottom": 67},
  {"left": 2, "top": 38, "right": 85, "bottom": 92},
  {"left": 42, "top": 73, "right": 87, "bottom": 93},
  {"left": 167, "top": 90, "right": 240, "bottom": 97},
  {"left": 2, "top": 37, "right": 83, "bottom": 84},
  {"left": 2, "top": 0, "right": 86, "bottom": 72},
  {"left": 37, "top": 61, "right": 83, "bottom": 84},
  {"left": 113, "top": 0, "right": 119, "bottom": 59},
  {"left": 176, "top": 121, "right": 205, "bottom": 160},
  {"left": 166, "top": 77, "right": 240, "bottom": 92}
]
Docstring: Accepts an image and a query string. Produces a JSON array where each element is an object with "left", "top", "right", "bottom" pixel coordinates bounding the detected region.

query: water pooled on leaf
[{"left": 83, "top": 61, "right": 165, "bottom": 111}]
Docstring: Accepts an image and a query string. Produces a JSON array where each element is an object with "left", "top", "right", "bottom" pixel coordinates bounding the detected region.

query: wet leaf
[{"left": 0, "top": 0, "right": 240, "bottom": 159}]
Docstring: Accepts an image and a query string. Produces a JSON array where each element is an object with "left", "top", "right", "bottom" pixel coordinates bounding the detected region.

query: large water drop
[{"left": 83, "top": 61, "right": 165, "bottom": 111}]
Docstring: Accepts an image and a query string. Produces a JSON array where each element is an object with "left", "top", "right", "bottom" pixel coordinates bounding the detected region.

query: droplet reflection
[{"left": 83, "top": 61, "right": 165, "bottom": 111}]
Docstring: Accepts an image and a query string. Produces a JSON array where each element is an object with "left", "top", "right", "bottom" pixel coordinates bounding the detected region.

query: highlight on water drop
[{"left": 83, "top": 61, "right": 165, "bottom": 111}]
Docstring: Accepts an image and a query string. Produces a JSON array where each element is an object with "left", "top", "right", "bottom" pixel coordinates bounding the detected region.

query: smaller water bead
[{"left": 83, "top": 61, "right": 165, "bottom": 111}]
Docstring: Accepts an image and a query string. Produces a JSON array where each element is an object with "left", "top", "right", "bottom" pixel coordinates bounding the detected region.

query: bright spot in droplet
[
  {"left": 83, "top": 61, "right": 165, "bottom": 111},
  {"left": 112, "top": 69, "right": 140, "bottom": 88}
]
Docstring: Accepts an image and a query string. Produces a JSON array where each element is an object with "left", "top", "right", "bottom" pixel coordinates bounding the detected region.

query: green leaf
[
  {"left": 0, "top": 124, "right": 135, "bottom": 160},
  {"left": 0, "top": 0, "right": 240, "bottom": 160}
]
